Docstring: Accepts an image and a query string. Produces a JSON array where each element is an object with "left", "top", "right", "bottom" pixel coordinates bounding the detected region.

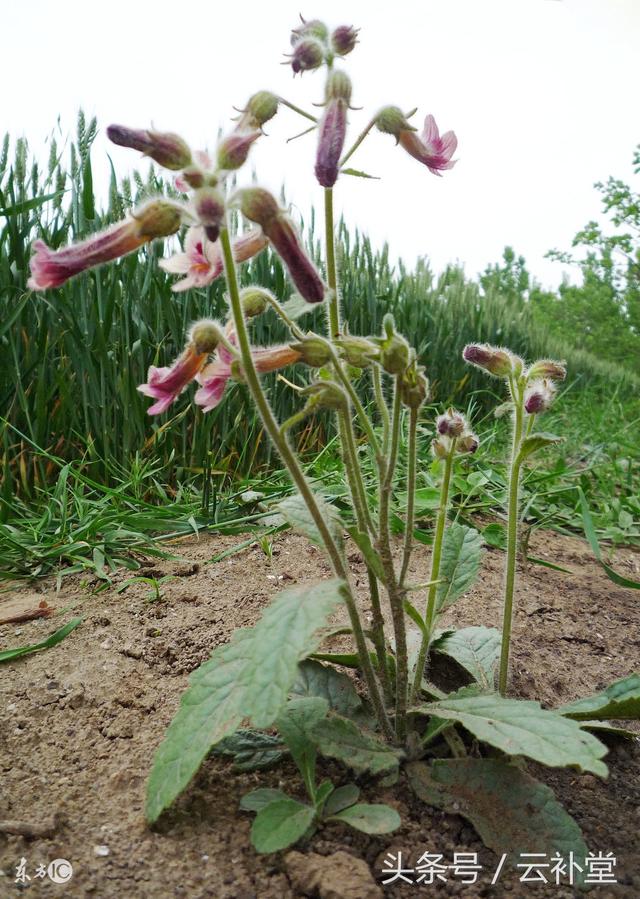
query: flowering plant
[{"left": 29, "top": 15, "right": 640, "bottom": 872}]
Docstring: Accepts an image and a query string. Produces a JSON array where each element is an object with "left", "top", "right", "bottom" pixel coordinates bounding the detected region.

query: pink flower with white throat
[
  {"left": 399, "top": 114, "right": 457, "bottom": 176},
  {"left": 159, "top": 227, "right": 267, "bottom": 292}
]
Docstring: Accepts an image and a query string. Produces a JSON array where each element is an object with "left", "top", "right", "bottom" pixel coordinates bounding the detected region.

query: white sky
[{"left": 4, "top": 0, "right": 639, "bottom": 288}]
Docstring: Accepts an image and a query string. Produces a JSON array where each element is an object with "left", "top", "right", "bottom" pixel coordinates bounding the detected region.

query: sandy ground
[{"left": 1, "top": 528, "right": 639, "bottom": 898}]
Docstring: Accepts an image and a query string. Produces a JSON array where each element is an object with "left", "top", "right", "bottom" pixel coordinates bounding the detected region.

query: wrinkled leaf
[
  {"left": 436, "top": 524, "right": 484, "bottom": 612},
  {"left": 407, "top": 759, "right": 588, "bottom": 888},
  {"left": 559, "top": 674, "right": 640, "bottom": 720},
  {"left": 516, "top": 432, "right": 562, "bottom": 464},
  {"left": 251, "top": 799, "right": 316, "bottom": 853},
  {"left": 145, "top": 579, "right": 344, "bottom": 823},
  {"left": 311, "top": 715, "right": 402, "bottom": 775},
  {"left": 290, "top": 659, "right": 364, "bottom": 719},
  {"left": 328, "top": 803, "right": 401, "bottom": 834},
  {"left": 277, "top": 492, "right": 343, "bottom": 549},
  {"left": 240, "top": 788, "right": 290, "bottom": 811},
  {"left": 323, "top": 783, "right": 360, "bottom": 816},
  {"left": 345, "top": 527, "right": 384, "bottom": 581},
  {"left": 212, "top": 728, "right": 285, "bottom": 771},
  {"left": 482, "top": 523, "right": 507, "bottom": 549},
  {"left": 420, "top": 692, "right": 608, "bottom": 776},
  {"left": 432, "top": 626, "right": 501, "bottom": 689}
]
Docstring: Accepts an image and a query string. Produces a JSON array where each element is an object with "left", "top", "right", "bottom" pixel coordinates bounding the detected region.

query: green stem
[
  {"left": 399, "top": 406, "right": 418, "bottom": 586},
  {"left": 410, "top": 440, "right": 456, "bottom": 702},
  {"left": 499, "top": 380, "right": 525, "bottom": 695},
  {"left": 340, "top": 116, "right": 376, "bottom": 168},
  {"left": 219, "top": 223, "right": 393, "bottom": 740},
  {"left": 328, "top": 343, "right": 380, "bottom": 457},
  {"left": 377, "top": 380, "right": 408, "bottom": 740},
  {"left": 324, "top": 188, "right": 340, "bottom": 339},
  {"left": 372, "top": 366, "right": 390, "bottom": 456},
  {"left": 278, "top": 96, "right": 318, "bottom": 123}
]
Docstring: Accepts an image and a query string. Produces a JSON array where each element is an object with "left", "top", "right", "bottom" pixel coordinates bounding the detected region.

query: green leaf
[
  {"left": 314, "top": 780, "right": 334, "bottom": 811},
  {"left": 276, "top": 697, "right": 328, "bottom": 790},
  {"left": 290, "top": 659, "right": 364, "bottom": 719},
  {"left": 328, "top": 803, "right": 401, "bottom": 834},
  {"left": 419, "top": 692, "right": 608, "bottom": 776},
  {"left": 0, "top": 617, "right": 82, "bottom": 663},
  {"left": 212, "top": 729, "right": 285, "bottom": 771},
  {"left": 323, "top": 783, "right": 360, "bottom": 816},
  {"left": 578, "top": 488, "right": 640, "bottom": 589},
  {"left": 345, "top": 527, "right": 384, "bottom": 581},
  {"left": 0, "top": 190, "right": 65, "bottom": 218},
  {"left": 516, "top": 432, "right": 562, "bottom": 464},
  {"left": 432, "top": 626, "right": 501, "bottom": 689},
  {"left": 340, "top": 167, "right": 380, "bottom": 180},
  {"left": 240, "top": 788, "right": 290, "bottom": 811},
  {"left": 407, "top": 759, "right": 588, "bottom": 888},
  {"left": 578, "top": 720, "right": 639, "bottom": 739},
  {"left": 403, "top": 599, "right": 427, "bottom": 637},
  {"left": 482, "top": 523, "right": 506, "bottom": 549},
  {"left": 277, "top": 493, "right": 343, "bottom": 549},
  {"left": 558, "top": 674, "right": 640, "bottom": 720},
  {"left": 251, "top": 799, "right": 316, "bottom": 853},
  {"left": 436, "top": 524, "right": 484, "bottom": 612},
  {"left": 311, "top": 715, "right": 402, "bottom": 775},
  {"left": 397, "top": 486, "right": 441, "bottom": 517},
  {"left": 145, "top": 579, "right": 344, "bottom": 823}
]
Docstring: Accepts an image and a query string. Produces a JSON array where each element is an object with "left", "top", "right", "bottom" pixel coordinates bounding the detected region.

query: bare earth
[{"left": 1, "top": 529, "right": 639, "bottom": 899}]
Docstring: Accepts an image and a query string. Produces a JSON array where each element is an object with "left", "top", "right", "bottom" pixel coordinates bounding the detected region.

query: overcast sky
[{"left": 5, "top": 0, "right": 639, "bottom": 288}]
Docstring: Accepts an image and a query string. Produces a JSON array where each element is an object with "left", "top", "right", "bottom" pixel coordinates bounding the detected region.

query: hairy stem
[
  {"left": 372, "top": 366, "right": 390, "bottom": 456},
  {"left": 399, "top": 406, "right": 418, "bottom": 586},
  {"left": 278, "top": 96, "right": 318, "bottom": 123},
  {"left": 324, "top": 188, "right": 340, "bottom": 339},
  {"left": 410, "top": 440, "right": 456, "bottom": 702},
  {"left": 219, "top": 223, "right": 393, "bottom": 739},
  {"left": 340, "top": 116, "right": 376, "bottom": 167}
]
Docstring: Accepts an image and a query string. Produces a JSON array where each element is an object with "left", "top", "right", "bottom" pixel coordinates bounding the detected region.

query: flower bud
[
  {"left": 375, "top": 106, "right": 416, "bottom": 138},
  {"left": 325, "top": 70, "right": 352, "bottom": 104},
  {"left": 107, "top": 125, "right": 192, "bottom": 170},
  {"left": 526, "top": 359, "right": 567, "bottom": 382},
  {"left": 290, "top": 335, "right": 333, "bottom": 367},
  {"left": 462, "top": 343, "right": 517, "bottom": 378},
  {"left": 193, "top": 187, "right": 225, "bottom": 243},
  {"left": 399, "top": 359, "right": 429, "bottom": 409},
  {"left": 290, "top": 38, "right": 325, "bottom": 74},
  {"left": 432, "top": 437, "right": 450, "bottom": 459},
  {"left": 179, "top": 165, "right": 206, "bottom": 190},
  {"left": 291, "top": 18, "right": 329, "bottom": 44},
  {"left": 374, "top": 317, "right": 411, "bottom": 375},
  {"left": 457, "top": 433, "right": 479, "bottom": 454},
  {"left": 188, "top": 319, "right": 222, "bottom": 355},
  {"left": 239, "top": 287, "right": 271, "bottom": 318},
  {"left": 133, "top": 200, "right": 183, "bottom": 239},
  {"left": 334, "top": 335, "right": 378, "bottom": 368},
  {"left": 331, "top": 25, "right": 358, "bottom": 56},
  {"left": 437, "top": 408, "right": 467, "bottom": 437},
  {"left": 315, "top": 80, "right": 350, "bottom": 188},
  {"left": 524, "top": 379, "right": 556, "bottom": 414},
  {"left": 217, "top": 130, "right": 260, "bottom": 171},
  {"left": 238, "top": 187, "right": 281, "bottom": 229},
  {"left": 302, "top": 380, "right": 348, "bottom": 412},
  {"left": 237, "top": 91, "right": 280, "bottom": 130}
]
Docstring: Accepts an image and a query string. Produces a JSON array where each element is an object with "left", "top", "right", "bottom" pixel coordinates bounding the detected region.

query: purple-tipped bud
[
  {"left": 314, "top": 91, "right": 349, "bottom": 188},
  {"left": 457, "top": 433, "right": 479, "bottom": 454},
  {"left": 375, "top": 106, "right": 417, "bottom": 138},
  {"left": 188, "top": 319, "right": 222, "bottom": 355},
  {"left": 238, "top": 188, "right": 326, "bottom": 304},
  {"left": 437, "top": 408, "right": 467, "bottom": 437},
  {"left": 290, "top": 38, "right": 325, "bottom": 74},
  {"left": 334, "top": 335, "right": 378, "bottom": 368},
  {"left": 526, "top": 359, "right": 567, "bottom": 382},
  {"left": 217, "top": 130, "right": 260, "bottom": 171},
  {"left": 290, "top": 335, "right": 333, "bottom": 367},
  {"left": 237, "top": 92, "right": 280, "bottom": 130},
  {"left": 463, "top": 343, "right": 516, "bottom": 378},
  {"left": 524, "top": 379, "right": 556, "bottom": 415},
  {"left": 331, "top": 25, "right": 358, "bottom": 57},
  {"left": 193, "top": 187, "right": 225, "bottom": 243},
  {"left": 179, "top": 165, "right": 206, "bottom": 190},
  {"left": 107, "top": 125, "right": 192, "bottom": 171},
  {"left": 239, "top": 287, "right": 271, "bottom": 318},
  {"left": 291, "top": 18, "right": 329, "bottom": 45}
]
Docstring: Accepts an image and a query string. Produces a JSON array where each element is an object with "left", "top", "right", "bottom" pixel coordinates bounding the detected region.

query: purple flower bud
[
  {"left": 375, "top": 106, "right": 417, "bottom": 138},
  {"left": 331, "top": 25, "right": 358, "bottom": 57},
  {"left": 315, "top": 97, "right": 348, "bottom": 188},
  {"left": 193, "top": 187, "right": 225, "bottom": 243},
  {"left": 107, "top": 125, "right": 192, "bottom": 170},
  {"left": 524, "top": 379, "right": 556, "bottom": 415},
  {"left": 463, "top": 343, "right": 516, "bottom": 378},
  {"left": 526, "top": 359, "right": 567, "bottom": 382},
  {"left": 236, "top": 92, "right": 279, "bottom": 130},
  {"left": 437, "top": 408, "right": 466, "bottom": 437},
  {"left": 217, "top": 130, "right": 260, "bottom": 171},
  {"left": 291, "top": 18, "right": 329, "bottom": 45},
  {"left": 290, "top": 38, "right": 325, "bottom": 74},
  {"left": 457, "top": 433, "right": 479, "bottom": 454},
  {"left": 238, "top": 188, "right": 326, "bottom": 303}
]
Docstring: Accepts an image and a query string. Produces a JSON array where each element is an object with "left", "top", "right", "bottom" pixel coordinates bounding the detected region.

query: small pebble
[{"left": 93, "top": 845, "right": 110, "bottom": 857}]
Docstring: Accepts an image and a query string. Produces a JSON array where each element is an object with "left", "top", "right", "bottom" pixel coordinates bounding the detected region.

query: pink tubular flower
[
  {"left": 28, "top": 200, "right": 183, "bottom": 290},
  {"left": 159, "top": 227, "right": 267, "bottom": 292},
  {"left": 315, "top": 71, "right": 352, "bottom": 189},
  {"left": 138, "top": 344, "right": 209, "bottom": 415},
  {"left": 398, "top": 114, "right": 457, "bottom": 176}
]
